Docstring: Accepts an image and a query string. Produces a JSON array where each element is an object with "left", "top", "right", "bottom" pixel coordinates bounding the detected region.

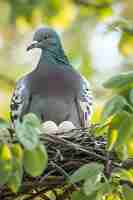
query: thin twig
[
  {"left": 46, "top": 134, "right": 107, "bottom": 161},
  {"left": 24, "top": 187, "right": 52, "bottom": 200},
  {"left": 50, "top": 161, "right": 70, "bottom": 179}
]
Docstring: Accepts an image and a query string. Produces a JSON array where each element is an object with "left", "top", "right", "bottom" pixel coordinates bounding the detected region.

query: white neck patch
[{"left": 28, "top": 48, "right": 42, "bottom": 70}]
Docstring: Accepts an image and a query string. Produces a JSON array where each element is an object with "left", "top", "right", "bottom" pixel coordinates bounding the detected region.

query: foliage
[
  {"left": 101, "top": 71, "right": 133, "bottom": 159},
  {"left": 15, "top": 113, "right": 41, "bottom": 150},
  {"left": 0, "top": 113, "right": 48, "bottom": 193},
  {"left": 107, "top": 18, "right": 133, "bottom": 57},
  {"left": 1, "top": 0, "right": 116, "bottom": 25}
]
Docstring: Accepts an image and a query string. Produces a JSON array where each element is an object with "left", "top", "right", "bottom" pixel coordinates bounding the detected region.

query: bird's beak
[{"left": 26, "top": 41, "right": 39, "bottom": 51}]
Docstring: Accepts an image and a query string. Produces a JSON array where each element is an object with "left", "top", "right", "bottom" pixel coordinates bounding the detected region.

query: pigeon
[{"left": 10, "top": 27, "right": 93, "bottom": 128}]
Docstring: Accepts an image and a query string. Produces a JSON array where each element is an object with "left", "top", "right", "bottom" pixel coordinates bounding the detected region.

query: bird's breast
[
  {"left": 28, "top": 95, "right": 72, "bottom": 124},
  {"left": 29, "top": 67, "right": 80, "bottom": 97}
]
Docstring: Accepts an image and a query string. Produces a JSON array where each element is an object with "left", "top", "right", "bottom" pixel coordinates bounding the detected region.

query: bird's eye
[{"left": 44, "top": 34, "right": 49, "bottom": 40}]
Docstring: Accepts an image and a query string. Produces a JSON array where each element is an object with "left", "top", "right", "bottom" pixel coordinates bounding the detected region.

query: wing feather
[
  {"left": 78, "top": 77, "right": 93, "bottom": 128},
  {"left": 10, "top": 78, "right": 30, "bottom": 125}
]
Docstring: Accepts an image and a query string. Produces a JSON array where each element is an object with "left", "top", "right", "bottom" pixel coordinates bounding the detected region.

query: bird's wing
[
  {"left": 77, "top": 76, "right": 93, "bottom": 128},
  {"left": 10, "top": 78, "right": 30, "bottom": 125}
]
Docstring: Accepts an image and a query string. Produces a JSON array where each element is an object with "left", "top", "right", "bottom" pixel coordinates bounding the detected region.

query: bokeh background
[{"left": 0, "top": 0, "right": 133, "bottom": 121}]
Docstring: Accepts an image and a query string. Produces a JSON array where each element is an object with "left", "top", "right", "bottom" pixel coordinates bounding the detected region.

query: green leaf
[
  {"left": 7, "top": 144, "right": 23, "bottom": 193},
  {"left": 98, "top": 182, "right": 113, "bottom": 196},
  {"left": 103, "top": 71, "right": 133, "bottom": 90},
  {"left": 101, "top": 96, "right": 128, "bottom": 120},
  {"left": 15, "top": 120, "right": 40, "bottom": 150},
  {"left": 0, "top": 159, "right": 13, "bottom": 186},
  {"left": 71, "top": 190, "right": 99, "bottom": 200},
  {"left": 119, "top": 32, "right": 133, "bottom": 57},
  {"left": 111, "top": 111, "right": 133, "bottom": 146},
  {"left": 8, "top": 167, "right": 23, "bottom": 193},
  {"left": 83, "top": 176, "right": 102, "bottom": 196},
  {"left": 7, "top": 144, "right": 24, "bottom": 193},
  {"left": 69, "top": 163, "right": 104, "bottom": 184},
  {"left": 23, "top": 113, "right": 41, "bottom": 128},
  {"left": 7, "top": 160, "right": 23, "bottom": 193},
  {"left": 118, "top": 169, "right": 133, "bottom": 183},
  {"left": 107, "top": 18, "right": 133, "bottom": 34},
  {"left": 15, "top": 113, "right": 41, "bottom": 150},
  {"left": 71, "top": 191, "right": 89, "bottom": 200},
  {"left": 94, "top": 121, "right": 109, "bottom": 137},
  {"left": 0, "top": 144, "right": 13, "bottom": 185},
  {"left": 11, "top": 144, "right": 23, "bottom": 160},
  {"left": 123, "top": 185, "right": 133, "bottom": 200},
  {"left": 116, "top": 144, "right": 128, "bottom": 161},
  {"left": 24, "top": 144, "right": 48, "bottom": 177},
  {"left": 129, "top": 89, "right": 133, "bottom": 105},
  {"left": 107, "top": 129, "right": 118, "bottom": 151}
]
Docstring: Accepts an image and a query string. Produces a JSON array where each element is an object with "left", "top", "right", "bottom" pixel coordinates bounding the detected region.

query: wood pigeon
[{"left": 10, "top": 27, "right": 93, "bottom": 128}]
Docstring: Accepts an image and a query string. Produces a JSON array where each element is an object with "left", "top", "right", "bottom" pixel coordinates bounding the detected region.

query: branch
[
  {"left": 120, "top": 180, "right": 133, "bottom": 188},
  {"left": 122, "top": 159, "right": 133, "bottom": 169},
  {"left": 73, "top": 0, "right": 113, "bottom": 9}
]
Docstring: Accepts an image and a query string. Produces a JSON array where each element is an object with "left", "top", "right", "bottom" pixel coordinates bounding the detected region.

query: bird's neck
[{"left": 38, "top": 47, "right": 70, "bottom": 66}]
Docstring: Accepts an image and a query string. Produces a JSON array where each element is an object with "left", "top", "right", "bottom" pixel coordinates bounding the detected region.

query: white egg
[
  {"left": 58, "top": 121, "right": 76, "bottom": 133},
  {"left": 42, "top": 121, "right": 58, "bottom": 134}
]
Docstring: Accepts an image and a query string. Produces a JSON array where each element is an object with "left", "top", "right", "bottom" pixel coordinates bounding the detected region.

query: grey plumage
[{"left": 10, "top": 27, "right": 93, "bottom": 128}]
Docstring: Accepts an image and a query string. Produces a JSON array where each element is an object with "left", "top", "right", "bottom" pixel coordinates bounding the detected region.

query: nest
[{"left": 0, "top": 127, "right": 133, "bottom": 200}]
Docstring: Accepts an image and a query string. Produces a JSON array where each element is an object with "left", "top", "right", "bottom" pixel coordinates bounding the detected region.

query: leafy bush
[{"left": 0, "top": 114, "right": 48, "bottom": 193}]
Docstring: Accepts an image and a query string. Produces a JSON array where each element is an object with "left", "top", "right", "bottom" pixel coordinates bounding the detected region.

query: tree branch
[{"left": 73, "top": 0, "right": 112, "bottom": 9}]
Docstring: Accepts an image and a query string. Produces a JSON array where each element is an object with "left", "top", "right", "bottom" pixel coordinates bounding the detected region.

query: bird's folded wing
[
  {"left": 78, "top": 77, "right": 93, "bottom": 128},
  {"left": 10, "top": 78, "right": 30, "bottom": 125}
]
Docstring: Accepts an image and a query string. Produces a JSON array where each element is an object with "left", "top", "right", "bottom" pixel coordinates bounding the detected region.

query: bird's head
[
  {"left": 27, "top": 27, "right": 69, "bottom": 65},
  {"left": 27, "top": 27, "right": 62, "bottom": 51}
]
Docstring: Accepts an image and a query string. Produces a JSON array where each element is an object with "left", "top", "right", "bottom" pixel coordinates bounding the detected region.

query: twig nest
[
  {"left": 58, "top": 121, "right": 76, "bottom": 133},
  {"left": 42, "top": 121, "right": 58, "bottom": 134}
]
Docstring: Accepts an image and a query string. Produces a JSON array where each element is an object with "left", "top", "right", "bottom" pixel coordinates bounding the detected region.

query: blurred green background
[{"left": 0, "top": 0, "right": 133, "bottom": 121}]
